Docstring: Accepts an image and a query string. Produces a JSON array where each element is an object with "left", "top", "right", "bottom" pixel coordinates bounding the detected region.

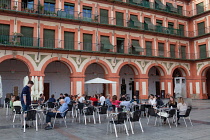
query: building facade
[{"left": 0, "top": 0, "right": 210, "bottom": 100}]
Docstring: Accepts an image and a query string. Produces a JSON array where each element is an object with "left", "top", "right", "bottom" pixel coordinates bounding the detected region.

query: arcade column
[{"left": 70, "top": 74, "right": 85, "bottom": 96}]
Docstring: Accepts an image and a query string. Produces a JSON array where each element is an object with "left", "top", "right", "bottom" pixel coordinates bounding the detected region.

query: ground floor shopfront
[{"left": 0, "top": 49, "right": 210, "bottom": 101}]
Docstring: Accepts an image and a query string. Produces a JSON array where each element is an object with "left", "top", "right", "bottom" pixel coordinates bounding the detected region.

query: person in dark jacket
[{"left": 155, "top": 95, "right": 164, "bottom": 108}]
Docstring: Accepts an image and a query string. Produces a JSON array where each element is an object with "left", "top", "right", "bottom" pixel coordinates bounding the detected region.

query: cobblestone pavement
[{"left": 0, "top": 100, "right": 210, "bottom": 140}]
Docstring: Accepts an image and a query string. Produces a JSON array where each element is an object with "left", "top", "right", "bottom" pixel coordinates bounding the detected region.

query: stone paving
[{"left": 0, "top": 100, "right": 210, "bottom": 140}]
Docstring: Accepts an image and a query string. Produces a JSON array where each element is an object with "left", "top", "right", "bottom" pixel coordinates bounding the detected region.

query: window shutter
[
  {"left": 146, "top": 41, "right": 152, "bottom": 56},
  {"left": 83, "top": 34, "right": 92, "bottom": 51},
  {"left": 100, "top": 36, "right": 113, "bottom": 51},
  {"left": 44, "top": 29, "right": 55, "bottom": 48},
  {"left": 158, "top": 43, "right": 164, "bottom": 57},
  {"left": 197, "top": 22, "right": 205, "bottom": 36},
  {"left": 116, "top": 12, "right": 124, "bottom": 26},
  {"left": 180, "top": 46, "right": 186, "bottom": 59},
  {"left": 179, "top": 24, "right": 184, "bottom": 36},
  {"left": 177, "top": 5, "right": 183, "bottom": 15},
  {"left": 100, "top": 9, "right": 109, "bottom": 24},
  {"left": 199, "top": 44, "right": 206, "bottom": 59},
  {"left": 64, "top": 31, "right": 74, "bottom": 50},
  {"left": 0, "top": 23, "right": 10, "bottom": 44},
  {"left": 20, "top": 26, "right": 33, "bottom": 46},
  {"left": 170, "top": 44, "right": 175, "bottom": 58},
  {"left": 196, "top": 2, "right": 204, "bottom": 14}
]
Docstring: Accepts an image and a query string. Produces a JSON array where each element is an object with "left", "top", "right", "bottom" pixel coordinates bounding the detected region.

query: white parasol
[
  {"left": 39, "top": 76, "right": 44, "bottom": 95},
  {"left": 85, "top": 77, "right": 116, "bottom": 84},
  {"left": 23, "top": 76, "right": 29, "bottom": 87}
]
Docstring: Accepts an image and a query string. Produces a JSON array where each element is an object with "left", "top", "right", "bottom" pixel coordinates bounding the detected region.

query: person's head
[
  {"left": 60, "top": 93, "right": 63, "bottom": 97},
  {"left": 169, "top": 96, "right": 175, "bottom": 103},
  {"left": 59, "top": 99, "right": 65, "bottom": 105},
  {"left": 100, "top": 93, "right": 104, "bottom": 97},
  {"left": 15, "top": 96, "right": 20, "bottom": 101},
  {"left": 149, "top": 94, "right": 154, "bottom": 99},
  {"left": 155, "top": 95, "right": 160, "bottom": 100},
  {"left": 82, "top": 94, "right": 85, "bottom": 97},
  {"left": 64, "top": 93, "right": 68, "bottom": 97},
  {"left": 122, "top": 94, "right": 125, "bottom": 98},
  {"left": 106, "top": 94, "right": 110, "bottom": 99},
  {"left": 178, "top": 97, "right": 185, "bottom": 105},
  {"left": 40, "top": 94, "right": 43, "bottom": 97},
  {"left": 51, "top": 94, "right": 54, "bottom": 98},
  {"left": 133, "top": 95, "right": 137, "bottom": 99},
  {"left": 27, "top": 81, "right": 34, "bottom": 87},
  {"left": 112, "top": 95, "right": 117, "bottom": 101},
  {"left": 94, "top": 94, "right": 98, "bottom": 99}
]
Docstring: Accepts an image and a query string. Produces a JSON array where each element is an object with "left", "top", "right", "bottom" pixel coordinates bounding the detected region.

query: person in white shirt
[
  {"left": 13, "top": 96, "right": 21, "bottom": 107},
  {"left": 177, "top": 97, "right": 188, "bottom": 124},
  {"left": 148, "top": 94, "right": 156, "bottom": 106},
  {"left": 78, "top": 94, "right": 86, "bottom": 103},
  {"left": 99, "top": 93, "right": 105, "bottom": 106}
]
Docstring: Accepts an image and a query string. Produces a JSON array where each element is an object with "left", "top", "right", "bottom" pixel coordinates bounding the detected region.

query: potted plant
[
  {"left": 13, "top": 6, "right": 17, "bottom": 10},
  {"left": 38, "top": 4, "right": 44, "bottom": 14}
]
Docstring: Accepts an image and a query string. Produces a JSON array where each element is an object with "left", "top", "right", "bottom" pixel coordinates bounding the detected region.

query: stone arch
[
  {"left": 82, "top": 59, "right": 112, "bottom": 75},
  {"left": 199, "top": 65, "right": 210, "bottom": 77},
  {"left": 146, "top": 64, "right": 167, "bottom": 76},
  {"left": 0, "top": 55, "right": 35, "bottom": 74},
  {"left": 41, "top": 57, "right": 77, "bottom": 75},
  {"left": 116, "top": 62, "right": 141, "bottom": 76},
  {"left": 170, "top": 66, "right": 189, "bottom": 77}
]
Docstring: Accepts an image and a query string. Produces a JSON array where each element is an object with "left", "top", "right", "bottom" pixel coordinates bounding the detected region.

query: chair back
[
  {"left": 133, "top": 105, "right": 140, "bottom": 111},
  {"left": 184, "top": 107, "right": 191, "bottom": 117},
  {"left": 25, "top": 110, "right": 37, "bottom": 121},
  {"left": 112, "top": 105, "right": 116, "bottom": 111},
  {"left": 5, "top": 98, "right": 10, "bottom": 104},
  {"left": 140, "top": 105, "right": 146, "bottom": 111},
  {"left": 84, "top": 106, "right": 95, "bottom": 115},
  {"left": 168, "top": 109, "right": 176, "bottom": 117},
  {"left": 93, "top": 101, "right": 98, "bottom": 106},
  {"left": 47, "top": 102, "right": 55, "bottom": 108},
  {"left": 131, "top": 110, "right": 141, "bottom": 121},
  {"left": 148, "top": 108, "right": 156, "bottom": 116},
  {"left": 99, "top": 106, "right": 108, "bottom": 114},
  {"left": 14, "top": 106, "right": 22, "bottom": 114},
  {"left": 117, "top": 112, "right": 127, "bottom": 123},
  {"left": 63, "top": 109, "right": 69, "bottom": 117},
  {"left": 78, "top": 103, "right": 84, "bottom": 110},
  {"left": 68, "top": 104, "right": 73, "bottom": 111}
]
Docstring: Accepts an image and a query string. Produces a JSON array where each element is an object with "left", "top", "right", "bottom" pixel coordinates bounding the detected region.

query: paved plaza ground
[{"left": 0, "top": 100, "right": 210, "bottom": 140}]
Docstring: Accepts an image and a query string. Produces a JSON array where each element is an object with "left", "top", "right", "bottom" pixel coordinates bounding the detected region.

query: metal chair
[
  {"left": 23, "top": 110, "right": 38, "bottom": 133},
  {"left": 47, "top": 102, "right": 55, "bottom": 108},
  {"left": 13, "top": 106, "right": 22, "bottom": 123},
  {"left": 147, "top": 108, "right": 159, "bottom": 126},
  {"left": 53, "top": 109, "right": 68, "bottom": 128},
  {"left": 128, "top": 110, "right": 144, "bottom": 134},
  {"left": 83, "top": 106, "right": 96, "bottom": 125},
  {"left": 179, "top": 107, "right": 193, "bottom": 127}
]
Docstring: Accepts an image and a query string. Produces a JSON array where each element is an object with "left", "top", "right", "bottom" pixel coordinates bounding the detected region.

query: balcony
[
  {"left": 0, "top": 1, "right": 210, "bottom": 38},
  {"left": 0, "top": 35, "right": 206, "bottom": 60}
]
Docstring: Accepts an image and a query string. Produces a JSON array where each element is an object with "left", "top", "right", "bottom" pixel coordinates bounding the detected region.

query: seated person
[
  {"left": 166, "top": 96, "right": 177, "bottom": 108},
  {"left": 155, "top": 95, "right": 164, "bottom": 108},
  {"left": 111, "top": 95, "right": 121, "bottom": 108},
  {"left": 120, "top": 100, "right": 131, "bottom": 111},
  {"left": 38, "top": 94, "right": 45, "bottom": 105},
  {"left": 90, "top": 94, "right": 98, "bottom": 105},
  {"left": 64, "top": 93, "right": 71, "bottom": 104},
  {"left": 48, "top": 94, "right": 56, "bottom": 103},
  {"left": 148, "top": 94, "right": 156, "bottom": 106},
  {"left": 177, "top": 97, "right": 188, "bottom": 125},
  {"left": 130, "top": 95, "right": 140, "bottom": 104},
  {"left": 45, "top": 99, "right": 68, "bottom": 130},
  {"left": 13, "top": 96, "right": 21, "bottom": 107},
  {"left": 119, "top": 94, "right": 126, "bottom": 101},
  {"left": 78, "top": 94, "right": 86, "bottom": 103},
  {"left": 105, "top": 94, "right": 113, "bottom": 112},
  {"left": 57, "top": 93, "right": 64, "bottom": 102}
]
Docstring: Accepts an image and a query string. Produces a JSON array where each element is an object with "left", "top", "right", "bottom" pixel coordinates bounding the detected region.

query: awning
[
  {"left": 155, "top": 0, "right": 166, "bottom": 10},
  {"left": 144, "top": 20, "right": 155, "bottom": 30},
  {"left": 130, "top": 16, "right": 142, "bottom": 27},
  {"left": 166, "top": 2, "right": 177, "bottom": 12},
  {"left": 132, "top": 40, "right": 144, "bottom": 52},
  {"left": 101, "top": 36, "right": 114, "bottom": 50}
]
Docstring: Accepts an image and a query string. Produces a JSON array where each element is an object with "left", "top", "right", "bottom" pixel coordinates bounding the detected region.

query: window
[
  {"left": 64, "top": 31, "right": 74, "bottom": 50},
  {"left": 145, "top": 41, "right": 152, "bottom": 56},
  {"left": 83, "top": 34, "right": 92, "bottom": 51},
  {"left": 44, "top": 0, "right": 55, "bottom": 14},
  {"left": 144, "top": 17, "right": 155, "bottom": 30},
  {"left": 199, "top": 44, "right": 207, "bottom": 59},
  {"left": 20, "top": 26, "right": 33, "bottom": 46},
  {"left": 196, "top": 2, "right": 204, "bottom": 14},
  {"left": 83, "top": 6, "right": 92, "bottom": 21},
  {"left": 197, "top": 22, "right": 205, "bottom": 36},
  {"left": 129, "top": 15, "right": 142, "bottom": 28},
  {"left": 155, "top": 0, "right": 165, "bottom": 10},
  {"left": 0, "top": 0, "right": 11, "bottom": 9},
  {"left": 43, "top": 29, "right": 55, "bottom": 48},
  {"left": 168, "top": 22, "right": 174, "bottom": 34},
  {"left": 131, "top": 39, "right": 143, "bottom": 54},
  {"left": 177, "top": 5, "right": 183, "bottom": 15},
  {"left": 170, "top": 44, "right": 175, "bottom": 58},
  {"left": 116, "top": 38, "right": 124, "bottom": 53},
  {"left": 0, "top": 24, "right": 10, "bottom": 44},
  {"left": 166, "top": 2, "right": 176, "bottom": 13},
  {"left": 100, "top": 36, "right": 113, "bottom": 52},
  {"left": 158, "top": 43, "right": 164, "bottom": 57},
  {"left": 22, "top": 0, "right": 34, "bottom": 10},
  {"left": 100, "top": 9, "right": 109, "bottom": 24},
  {"left": 178, "top": 24, "right": 184, "bottom": 36},
  {"left": 156, "top": 20, "right": 163, "bottom": 32},
  {"left": 116, "top": 12, "right": 124, "bottom": 26},
  {"left": 64, "top": 3, "right": 74, "bottom": 18},
  {"left": 180, "top": 46, "right": 186, "bottom": 59}
]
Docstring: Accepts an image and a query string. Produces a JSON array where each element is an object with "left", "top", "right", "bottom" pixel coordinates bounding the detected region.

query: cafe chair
[
  {"left": 13, "top": 106, "right": 22, "bottom": 123},
  {"left": 53, "top": 109, "right": 68, "bottom": 128},
  {"left": 83, "top": 106, "right": 96, "bottom": 125},
  {"left": 107, "top": 112, "right": 129, "bottom": 138},
  {"left": 147, "top": 108, "right": 159, "bottom": 126},
  {"left": 47, "top": 102, "right": 55, "bottom": 108},
  {"left": 128, "top": 110, "right": 144, "bottom": 134},
  {"left": 68, "top": 103, "right": 74, "bottom": 118},
  {"left": 23, "top": 110, "right": 38, "bottom": 133},
  {"left": 179, "top": 107, "right": 193, "bottom": 127}
]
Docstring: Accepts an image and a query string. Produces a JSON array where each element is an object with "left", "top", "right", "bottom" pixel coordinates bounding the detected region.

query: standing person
[
  {"left": 99, "top": 93, "right": 105, "bottom": 106},
  {"left": 21, "top": 81, "right": 34, "bottom": 128},
  {"left": 64, "top": 93, "right": 71, "bottom": 104}
]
